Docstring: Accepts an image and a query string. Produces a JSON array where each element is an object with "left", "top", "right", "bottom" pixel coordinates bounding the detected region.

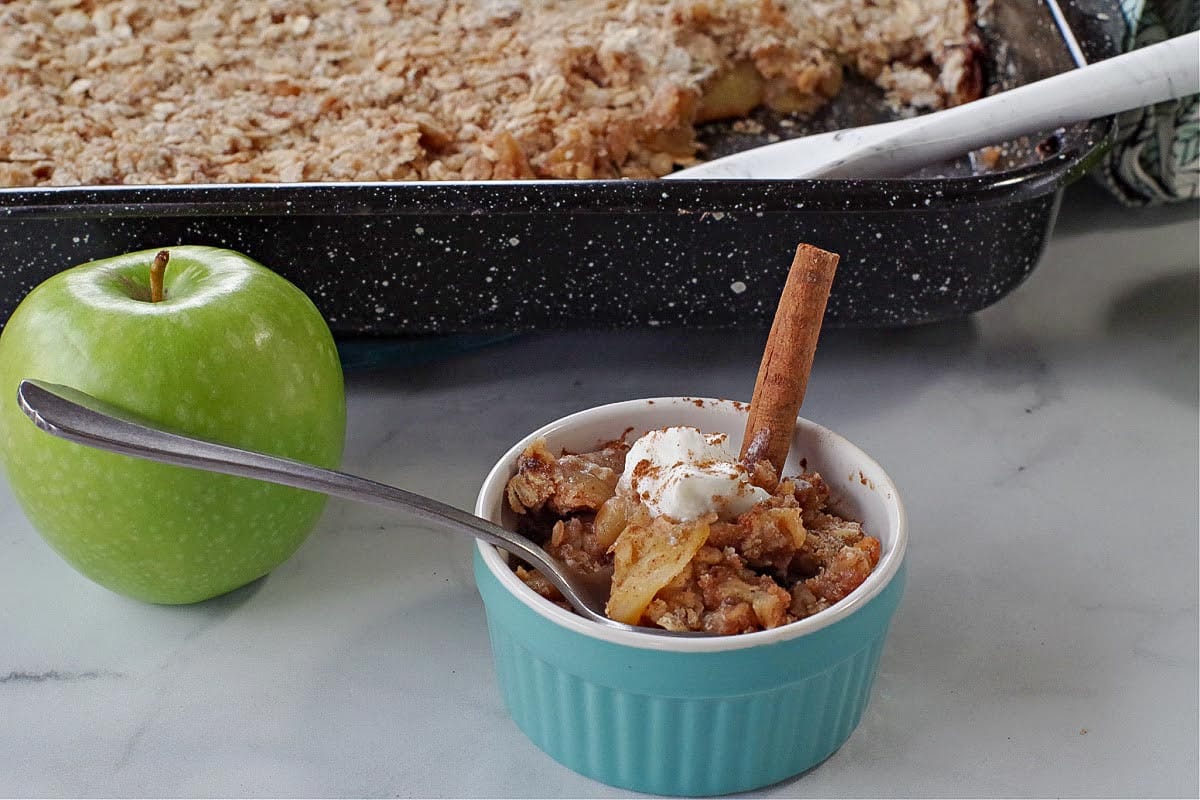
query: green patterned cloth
[{"left": 1094, "top": 0, "right": 1199, "bottom": 205}]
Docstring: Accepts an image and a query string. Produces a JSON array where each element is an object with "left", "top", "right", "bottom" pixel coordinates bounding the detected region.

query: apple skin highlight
[{"left": 0, "top": 246, "right": 346, "bottom": 604}]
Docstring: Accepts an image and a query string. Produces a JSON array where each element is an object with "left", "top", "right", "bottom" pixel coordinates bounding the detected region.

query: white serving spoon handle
[
  {"left": 670, "top": 31, "right": 1200, "bottom": 180},
  {"left": 814, "top": 30, "right": 1200, "bottom": 179}
]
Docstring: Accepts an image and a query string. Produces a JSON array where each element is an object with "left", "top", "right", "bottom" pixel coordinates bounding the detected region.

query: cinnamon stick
[{"left": 740, "top": 243, "right": 840, "bottom": 473}]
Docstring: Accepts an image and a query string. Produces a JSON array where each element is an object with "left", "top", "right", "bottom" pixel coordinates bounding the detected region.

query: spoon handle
[
  {"left": 814, "top": 30, "right": 1200, "bottom": 179},
  {"left": 671, "top": 31, "right": 1199, "bottom": 180},
  {"left": 14, "top": 379, "right": 587, "bottom": 611}
]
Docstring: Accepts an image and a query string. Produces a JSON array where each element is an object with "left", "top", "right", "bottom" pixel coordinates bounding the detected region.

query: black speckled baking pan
[{"left": 0, "top": 0, "right": 1125, "bottom": 334}]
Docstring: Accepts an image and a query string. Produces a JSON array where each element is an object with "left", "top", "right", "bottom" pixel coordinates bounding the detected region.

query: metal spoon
[
  {"left": 15, "top": 378, "right": 685, "bottom": 636},
  {"left": 670, "top": 30, "right": 1200, "bottom": 180}
]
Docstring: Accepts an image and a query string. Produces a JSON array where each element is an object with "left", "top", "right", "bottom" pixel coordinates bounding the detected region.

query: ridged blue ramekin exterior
[{"left": 474, "top": 550, "right": 907, "bottom": 796}]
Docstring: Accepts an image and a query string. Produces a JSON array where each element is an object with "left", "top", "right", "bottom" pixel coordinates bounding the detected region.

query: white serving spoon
[{"left": 669, "top": 30, "right": 1199, "bottom": 180}]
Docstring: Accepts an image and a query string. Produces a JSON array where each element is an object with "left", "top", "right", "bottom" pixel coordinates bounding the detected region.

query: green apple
[{"left": 0, "top": 246, "right": 346, "bottom": 603}]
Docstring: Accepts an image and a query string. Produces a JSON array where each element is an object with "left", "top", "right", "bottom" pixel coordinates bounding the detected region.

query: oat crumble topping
[{"left": 0, "top": 0, "right": 980, "bottom": 186}]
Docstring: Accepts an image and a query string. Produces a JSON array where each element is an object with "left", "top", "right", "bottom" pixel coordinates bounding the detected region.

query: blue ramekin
[{"left": 474, "top": 398, "right": 907, "bottom": 796}]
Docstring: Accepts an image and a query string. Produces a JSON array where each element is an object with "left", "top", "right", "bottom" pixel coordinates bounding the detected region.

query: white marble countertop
[{"left": 2, "top": 183, "right": 1197, "bottom": 798}]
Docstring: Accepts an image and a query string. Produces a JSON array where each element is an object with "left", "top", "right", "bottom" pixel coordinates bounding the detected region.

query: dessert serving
[
  {"left": 501, "top": 243, "right": 881, "bottom": 635},
  {"left": 473, "top": 396, "right": 908, "bottom": 795},
  {"left": 505, "top": 425, "right": 881, "bottom": 634},
  {"left": 471, "top": 244, "right": 906, "bottom": 792},
  {"left": 0, "top": 0, "right": 981, "bottom": 186}
]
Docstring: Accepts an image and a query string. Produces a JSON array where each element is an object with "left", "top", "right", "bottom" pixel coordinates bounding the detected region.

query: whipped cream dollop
[{"left": 617, "top": 426, "right": 770, "bottom": 521}]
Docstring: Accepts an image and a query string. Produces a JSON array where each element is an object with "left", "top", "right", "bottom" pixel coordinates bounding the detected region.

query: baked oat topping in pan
[{"left": 0, "top": 1, "right": 980, "bottom": 186}]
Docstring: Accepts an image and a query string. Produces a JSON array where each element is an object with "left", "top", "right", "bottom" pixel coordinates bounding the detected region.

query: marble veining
[{"left": 0, "top": 669, "right": 123, "bottom": 684}]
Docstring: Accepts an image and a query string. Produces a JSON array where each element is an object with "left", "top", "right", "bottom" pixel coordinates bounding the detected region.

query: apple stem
[{"left": 149, "top": 250, "right": 169, "bottom": 303}]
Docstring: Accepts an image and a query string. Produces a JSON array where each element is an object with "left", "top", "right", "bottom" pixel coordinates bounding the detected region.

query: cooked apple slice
[{"left": 606, "top": 514, "right": 711, "bottom": 625}]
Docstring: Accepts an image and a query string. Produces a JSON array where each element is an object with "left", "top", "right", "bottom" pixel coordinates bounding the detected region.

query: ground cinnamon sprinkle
[{"left": 0, "top": 0, "right": 979, "bottom": 187}]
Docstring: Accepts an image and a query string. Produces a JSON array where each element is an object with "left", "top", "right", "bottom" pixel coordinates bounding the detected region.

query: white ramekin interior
[{"left": 475, "top": 397, "right": 907, "bottom": 653}]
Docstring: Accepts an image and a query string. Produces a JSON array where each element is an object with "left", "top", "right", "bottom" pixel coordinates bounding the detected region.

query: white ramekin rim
[{"left": 475, "top": 397, "right": 908, "bottom": 653}]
